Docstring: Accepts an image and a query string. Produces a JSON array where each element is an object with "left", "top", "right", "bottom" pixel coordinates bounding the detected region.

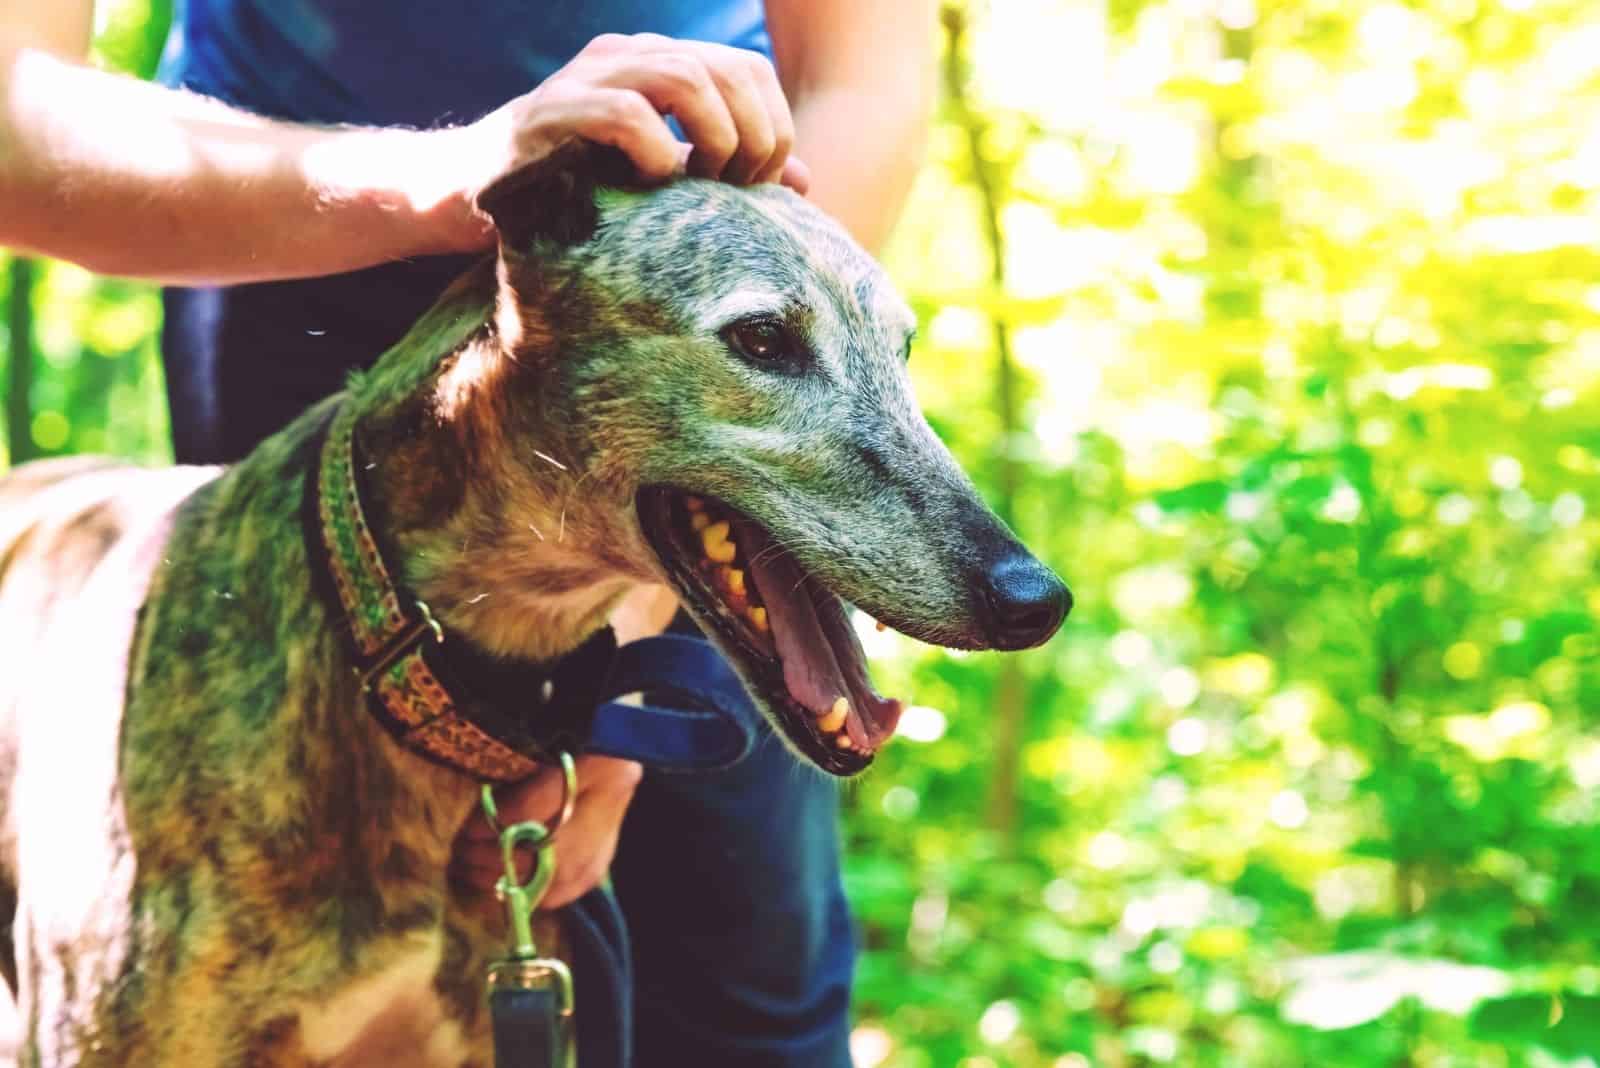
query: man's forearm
[
  {"left": 789, "top": 85, "right": 930, "bottom": 254},
  {"left": 766, "top": 0, "right": 937, "bottom": 255},
  {"left": 0, "top": 42, "right": 485, "bottom": 284}
]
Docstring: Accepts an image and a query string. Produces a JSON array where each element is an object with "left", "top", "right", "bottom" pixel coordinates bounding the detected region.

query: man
[{"left": 0, "top": 2, "right": 933, "bottom": 1062}]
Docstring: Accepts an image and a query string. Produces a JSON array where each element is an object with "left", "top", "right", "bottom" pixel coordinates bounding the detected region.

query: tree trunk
[
  {"left": 6, "top": 257, "right": 37, "bottom": 466},
  {"left": 940, "top": 5, "right": 1031, "bottom": 844}
]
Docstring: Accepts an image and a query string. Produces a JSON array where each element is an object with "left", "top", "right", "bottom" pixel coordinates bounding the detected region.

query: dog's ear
[{"left": 475, "top": 139, "right": 640, "bottom": 251}]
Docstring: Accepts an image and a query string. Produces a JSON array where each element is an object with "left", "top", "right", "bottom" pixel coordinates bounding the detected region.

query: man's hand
[
  {"left": 0, "top": 31, "right": 807, "bottom": 282},
  {"left": 446, "top": 583, "right": 680, "bottom": 908},
  {"left": 449, "top": 754, "right": 644, "bottom": 910},
  {"left": 440, "top": 33, "right": 811, "bottom": 251}
]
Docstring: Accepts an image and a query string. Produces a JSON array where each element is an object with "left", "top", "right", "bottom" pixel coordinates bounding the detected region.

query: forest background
[{"left": 3, "top": 1, "right": 1598, "bottom": 1065}]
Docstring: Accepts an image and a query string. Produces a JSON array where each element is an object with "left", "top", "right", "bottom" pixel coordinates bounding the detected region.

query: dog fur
[{"left": 0, "top": 144, "right": 1063, "bottom": 1065}]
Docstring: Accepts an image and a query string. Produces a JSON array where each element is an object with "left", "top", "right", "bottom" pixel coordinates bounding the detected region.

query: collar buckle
[{"left": 357, "top": 598, "right": 445, "bottom": 692}]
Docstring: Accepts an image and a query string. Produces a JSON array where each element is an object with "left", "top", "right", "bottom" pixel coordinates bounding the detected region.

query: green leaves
[
  {"left": 1470, "top": 995, "right": 1600, "bottom": 1058},
  {"left": 853, "top": 1, "right": 1600, "bottom": 1064}
]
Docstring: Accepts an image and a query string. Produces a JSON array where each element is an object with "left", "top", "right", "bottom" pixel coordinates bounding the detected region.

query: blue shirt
[{"left": 159, "top": 0, "right": 770, "bottom": 126}]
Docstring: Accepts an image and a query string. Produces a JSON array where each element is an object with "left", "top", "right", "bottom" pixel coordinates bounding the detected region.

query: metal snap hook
[
  {"left": 479, "top": 752, "right": 577, "bottom": 961},
  {"left": 480, "top": 750, "right": 577, "bottom": 839}
]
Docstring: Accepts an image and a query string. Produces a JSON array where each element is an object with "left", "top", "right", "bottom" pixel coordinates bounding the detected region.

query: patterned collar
[{"left": 303, "top": 400, "right": 617, "bottom": 783}]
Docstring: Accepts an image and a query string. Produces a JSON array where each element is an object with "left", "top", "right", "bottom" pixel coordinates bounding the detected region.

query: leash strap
[
  {"left": 586, "top": 634, "right": 758, "bottom": 771},
  {"left": 485, "top": 773, "right": 578, "bottom": 1068},
  {"left": 490, "top": 985, "right": 570, "bottom": 1068}
]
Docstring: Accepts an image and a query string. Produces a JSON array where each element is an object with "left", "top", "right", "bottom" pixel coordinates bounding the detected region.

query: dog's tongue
[{"left": 735, "top": 521, "right": 902, "bottom": 751}]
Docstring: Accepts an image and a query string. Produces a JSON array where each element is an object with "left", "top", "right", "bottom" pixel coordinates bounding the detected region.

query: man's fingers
[
  {"left": 579, "top": 32, "right": 635, "bottom": 57},
  {"left": 449, "top": 836, "right": 532, "bottom": 891},
  {"left": 542, "top": 756, "right": 641, "bottom": 909},
  {"left": 780, "top": 154, "right": 811, "bottom": 195},
  {"left": 470, "top": 31, "right": 804, "bottom": 234},
  {"left": 662, "top": 42, "right": 787, "bottom": 184},
  {"left": 723, "top": 47, "right": 794, "bottom": 185},
  {"left": 575, "top": 754, "right": 644, "bottom": 795},
  {"left": 540, "top": 774, "right": 638, "bottom": 909},
  {"left": 561, "top": 88, "right": 684, "bottom": 181},
  {"left": 593, "top": 56, "right": 738, "bottom": 181},
  {"left": 705, "top": 63, "right": 777, "bottom": 184},
  {"left": 587, "top": 35, "right": 794, "bottom": 186},
  {"left": 491, "top": 764, "right": 568, "bottom": 826},
  {"left": 450, "top": 756, "right": 642, "bottom": 901}
]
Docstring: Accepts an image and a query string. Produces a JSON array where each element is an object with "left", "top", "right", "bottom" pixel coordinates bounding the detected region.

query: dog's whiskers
[
  {"left": 747, "top": 541, "right": 795, "bottom": 569},
  {"left": 554, "top": 466, "right": 600, "bottom": 546}
]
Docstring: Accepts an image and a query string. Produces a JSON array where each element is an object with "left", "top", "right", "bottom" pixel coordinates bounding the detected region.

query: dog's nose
[{"left": 977, "top": 550, "right": 1072, "bottom": 650}]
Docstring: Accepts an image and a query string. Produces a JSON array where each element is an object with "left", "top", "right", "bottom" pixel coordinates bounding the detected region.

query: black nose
[{"left": 977, "top": 550, "right": 1072, "bottom": 650}]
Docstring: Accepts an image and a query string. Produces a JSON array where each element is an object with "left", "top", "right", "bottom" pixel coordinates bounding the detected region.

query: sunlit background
[{"left": 4, "top": 1, "right": 1599, "bottom": 1065}]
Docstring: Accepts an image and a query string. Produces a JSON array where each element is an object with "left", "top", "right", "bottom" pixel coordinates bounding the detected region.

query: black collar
[{"left": 302, "top": 400, "right": 617, "bottom": 783}]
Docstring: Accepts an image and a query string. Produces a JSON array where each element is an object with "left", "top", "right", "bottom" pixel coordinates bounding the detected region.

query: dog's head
[{"left": 466, "top": 141, "right": 1071, "bottom": 775}]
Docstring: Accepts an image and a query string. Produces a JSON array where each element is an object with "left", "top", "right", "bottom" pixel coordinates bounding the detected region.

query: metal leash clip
[{"left": 482, "top": 751, "right": 577, "bottom": 1068}]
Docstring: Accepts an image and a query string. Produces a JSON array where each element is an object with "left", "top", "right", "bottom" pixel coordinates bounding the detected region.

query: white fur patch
[
  {"left": 693, "top": 289, "right": 787, "bottom": 333},
  {"left": 299, "top": 934, "right": 469, "bottom": 1067}
]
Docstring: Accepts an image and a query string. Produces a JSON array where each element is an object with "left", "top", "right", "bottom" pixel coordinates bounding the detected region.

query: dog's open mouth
[{"left": 637, "top": 487, "right": 904, "bottom": 775}]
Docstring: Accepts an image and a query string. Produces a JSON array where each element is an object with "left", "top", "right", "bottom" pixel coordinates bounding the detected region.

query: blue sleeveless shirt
[{"left": 158, "top": 0, "right": 770, "bottom": 126}]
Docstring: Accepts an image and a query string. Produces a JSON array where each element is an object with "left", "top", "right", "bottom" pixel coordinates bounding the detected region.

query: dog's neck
[{"left": 342, "top": 259, "right": 645, "bottom": 663}]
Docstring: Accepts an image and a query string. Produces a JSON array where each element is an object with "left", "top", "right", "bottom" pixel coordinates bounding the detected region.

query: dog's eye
[{"left": 722, "top": 318, "right": 807, "bottom": 373}]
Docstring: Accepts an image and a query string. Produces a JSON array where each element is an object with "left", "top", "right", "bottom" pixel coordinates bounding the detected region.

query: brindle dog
[{"left": 0, "top": 143, "right": 1070, "bottom": 1065}]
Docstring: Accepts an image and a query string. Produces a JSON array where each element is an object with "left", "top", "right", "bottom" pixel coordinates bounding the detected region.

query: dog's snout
[{"left": 977, "top": 549, "right": 1072, "bottom": 650}]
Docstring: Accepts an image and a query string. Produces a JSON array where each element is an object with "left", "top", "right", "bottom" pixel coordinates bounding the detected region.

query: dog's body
[
  {"left": 0, "top": 294, "right": 525, "bottom": 1066},
  {"left": 0, "top": 147, "right": 1069, "bottom": 1065}
]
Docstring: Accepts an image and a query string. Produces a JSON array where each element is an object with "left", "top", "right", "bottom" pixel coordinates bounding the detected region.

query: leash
[
  {"left": 484, "top": 757, "right": 578, "bottom": 1068},
  {"left": 301, "top": 399, "right": 769, "bottom": 1067},
  {"left": 473, "top": 631, "right": 765, "bottom": 1068}
]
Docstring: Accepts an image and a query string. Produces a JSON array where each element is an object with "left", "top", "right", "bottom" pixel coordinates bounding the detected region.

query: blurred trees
[
  {"left": 4, "top": 1, "right": 1599, "bottom": 1065},
  {"left": 853, "top": 2, "right": 1600, "bottom": 1066},
  {"left": 0, "top": 0, "right": 172, "bottom": 467}
]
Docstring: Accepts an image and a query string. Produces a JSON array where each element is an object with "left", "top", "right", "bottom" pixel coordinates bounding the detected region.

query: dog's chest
[{"left": 297, "top": 935, "right": 470, "bottom": 1067}]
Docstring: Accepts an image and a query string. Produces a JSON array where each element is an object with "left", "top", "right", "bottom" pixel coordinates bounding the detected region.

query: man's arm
[
  {"left": 767, "top": 0, "right": 938, "bottom": 253},
  {"left": 0, "top": 24, "right": 806, "bottom": 284},
  {"left": 0, "top": 0, "right": 90, "bottom": 57},
  {"left": 0, "top": 42, "right": 480, "bottom": 283}
]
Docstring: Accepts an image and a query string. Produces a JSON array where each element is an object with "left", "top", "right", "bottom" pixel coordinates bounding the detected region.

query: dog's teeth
[
  {"left": 701, "top": 521, "right": 736, "bottom": 563},
  {"left": 725, "top": 568, "right": 746, "bottom": 596},
  {"left": 835, "top": 733, "right": 853, "bottom": 750},
  {"left": 817, "top": 697, "right": 849, "bottom": 733},
  {"left": 748, "top": 605, "right": 768, "bottom": 632},
  {"left": 690, "top": 512, "right": 711, "bottom": 532}
]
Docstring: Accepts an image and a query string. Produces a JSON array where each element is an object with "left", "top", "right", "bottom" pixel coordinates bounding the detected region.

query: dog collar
[{"left": 303, "top": 400, "right": 616, "bottom": 783}]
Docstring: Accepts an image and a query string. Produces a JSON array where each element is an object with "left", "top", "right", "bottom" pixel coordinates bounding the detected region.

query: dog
[{"left": 0, "top": 141, "right": 1071, "bottom": 1065}]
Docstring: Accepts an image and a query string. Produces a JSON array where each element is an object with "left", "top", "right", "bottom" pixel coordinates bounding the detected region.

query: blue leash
[
  {"left": 491, "top": 984, "right": 570, "bottom": 1068},
  {"left": 586, "top": 634, "right": 759, "bottom": 771},
  {"left": 486, "top": 631, "right": 761, "bottom": 1068}
]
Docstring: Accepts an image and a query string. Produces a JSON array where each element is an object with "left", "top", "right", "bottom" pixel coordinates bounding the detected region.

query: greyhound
[{"left": 0, "top": 141, "right": 1070, "bottom": 1065}]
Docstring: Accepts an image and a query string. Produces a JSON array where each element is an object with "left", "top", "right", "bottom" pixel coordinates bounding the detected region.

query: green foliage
[
  {"left": 4, "top": 1, "right": 1599, "bottom": 1065},
  {"left": 1, "top": 0, "right": 172, "bottom": 467}
]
